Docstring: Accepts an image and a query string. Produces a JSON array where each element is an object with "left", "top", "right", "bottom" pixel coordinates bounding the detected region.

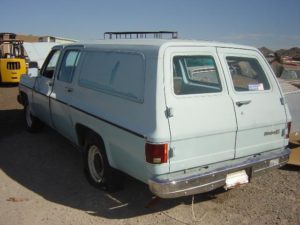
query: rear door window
[
  {"left": 226, "top": 57, "right": 270, "bottom": 92},
  {"left": 173, "top": 55, "right": 222, "bottom": 95}
]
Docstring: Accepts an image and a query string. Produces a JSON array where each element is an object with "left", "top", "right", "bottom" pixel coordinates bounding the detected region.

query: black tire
[
  {"left": 24, "top": 104, "right": 43, "bottom": 132},
  {"left": 83, "top": 133, "right": 124, "bottom": 192}
]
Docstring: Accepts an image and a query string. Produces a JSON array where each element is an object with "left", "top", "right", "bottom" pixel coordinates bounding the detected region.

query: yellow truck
[{"left": 0, "top": 40, "right": 27, "bottom": 83}]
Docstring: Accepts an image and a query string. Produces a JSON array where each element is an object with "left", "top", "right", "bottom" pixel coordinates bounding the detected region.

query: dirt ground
[{"left": 0, "top": 85, "right": 299, "bottom": 225}]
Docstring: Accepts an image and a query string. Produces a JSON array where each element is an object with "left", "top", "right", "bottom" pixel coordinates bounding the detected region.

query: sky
[{"left": 1, "top": 0, "right": 300, "bottom": 50}]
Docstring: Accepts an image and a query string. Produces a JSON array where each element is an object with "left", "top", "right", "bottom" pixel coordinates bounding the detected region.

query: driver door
[{"left": 32, "top": 48, "right": 62, "bottom": 126}]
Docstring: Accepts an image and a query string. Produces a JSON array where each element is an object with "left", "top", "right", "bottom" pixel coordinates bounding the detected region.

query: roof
[{"left": 62, "top": 39, "right": 257, "bottom": 52}]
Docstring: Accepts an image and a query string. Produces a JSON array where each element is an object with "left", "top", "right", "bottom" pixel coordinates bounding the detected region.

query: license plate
[
  {"left": 224, "top": 170, "right": 249, "bottom": 190},
  {"left": 269, "top": 158, "right": 279, "bottom": 167}
]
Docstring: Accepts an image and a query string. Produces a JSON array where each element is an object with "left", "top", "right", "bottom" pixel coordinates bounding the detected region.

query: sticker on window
[{"left": 248, "top": 83, "right": 264, "bottom": 91}]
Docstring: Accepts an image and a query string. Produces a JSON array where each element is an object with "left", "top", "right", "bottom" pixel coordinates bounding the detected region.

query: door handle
[
  {"left": 236, "top": 100, "right": 251, "bottom": 107},
  {"left": 47, "top": 81, "right": 53, "bottom": 87},
  {"left": 65, "top": 87, "right": 73, "bottom": 93}
]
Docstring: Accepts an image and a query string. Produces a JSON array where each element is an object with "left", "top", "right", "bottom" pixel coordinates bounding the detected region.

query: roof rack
[{"left": 104, "top": 31, "right": 178, "bottom": 39}]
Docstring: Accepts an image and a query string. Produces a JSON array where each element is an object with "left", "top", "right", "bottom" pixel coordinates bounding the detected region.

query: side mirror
[
  {"left": 29, "top": 61, "right": 39, "bottom": 69},
  {"left": 28, "top": 67, "right": 39, "bottom": 77}
]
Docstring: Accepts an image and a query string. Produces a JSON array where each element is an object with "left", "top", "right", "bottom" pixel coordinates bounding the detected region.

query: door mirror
[
  {"left": 28, "top": 67, "right": 39, "bottom": 77},
  {"left": 29, "top": 61, "right": 39, "bottom": 69}
]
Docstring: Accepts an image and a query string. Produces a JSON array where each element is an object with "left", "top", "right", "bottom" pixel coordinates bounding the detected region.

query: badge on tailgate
[{"left": 264, "top": 129, "right": 280, "bottom": 136}]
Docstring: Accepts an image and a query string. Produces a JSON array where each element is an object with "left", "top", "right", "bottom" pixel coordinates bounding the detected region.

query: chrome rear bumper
[{"left": 148, "top": 148, "right": 290, "bottom": 198}]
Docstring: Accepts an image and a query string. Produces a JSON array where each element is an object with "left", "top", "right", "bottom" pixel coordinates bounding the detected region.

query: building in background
[
  {"left": 17, "top": 34, "right": 39, "bottom": 42},
  {"left": 38, "top": 36, "right": 77, "bottom": 44}
]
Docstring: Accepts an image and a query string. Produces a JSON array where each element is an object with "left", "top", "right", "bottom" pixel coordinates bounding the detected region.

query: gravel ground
[{"left": 0, "top": 85, "right": 299, "bottom": 225}]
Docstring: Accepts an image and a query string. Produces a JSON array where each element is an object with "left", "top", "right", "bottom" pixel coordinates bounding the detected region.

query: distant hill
[
  {"left": 259, "top": 46, "right": 300, "bottom": 58},
  {"left": 259, "top": 47, "right": 274, "bottom": 56},
  {"left": 276, "top": 47, "right": 300, "bottom": 58}
]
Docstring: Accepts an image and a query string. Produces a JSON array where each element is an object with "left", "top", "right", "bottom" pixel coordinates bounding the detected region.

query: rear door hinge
[
  {"left": 280, "top": 97, "right": 286, "bottom": 105},
  {"left": 166, "top": 107, "right": 174, "bottom": 118},
  {"left": 169, "top": 147, "right": 175, "bottom": 158}
]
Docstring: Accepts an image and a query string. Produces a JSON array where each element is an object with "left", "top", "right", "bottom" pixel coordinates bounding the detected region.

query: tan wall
[{"left": 16, "top": 35, "right": 39, "bottom": 42}]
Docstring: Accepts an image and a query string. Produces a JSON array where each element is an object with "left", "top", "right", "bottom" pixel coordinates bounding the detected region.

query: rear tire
[
  {"left": 83, "top": 134, "right": 124, "bottom": 192},
  {"left": 24, "top": 104, "right": 43, "bottom": 132}
]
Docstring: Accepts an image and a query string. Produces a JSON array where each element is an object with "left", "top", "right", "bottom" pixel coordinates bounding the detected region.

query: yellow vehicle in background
[{"left": 0, "top": 40, "right": 27, "bottom": 83}]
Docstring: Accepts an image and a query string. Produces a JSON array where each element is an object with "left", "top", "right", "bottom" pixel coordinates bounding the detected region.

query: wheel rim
[
  {"left": 25, "top": 105, "right": 33, "bottom": 127},
  {"left": 88, "top": 145, "right": 104, "bottom": 183}
]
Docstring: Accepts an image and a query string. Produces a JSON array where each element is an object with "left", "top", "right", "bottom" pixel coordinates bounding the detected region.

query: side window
[
  {"left": 173, "top": 55, "right": 222, "bottom": 95},
  {"left": 79, "top": 51, "right": 145, "bottom": 102},
  {"left": 58, "top": 50, "right": 81, "bottom": 83},
  {"left": 41, "top": 50, "right": 61, "bottom": 78},
  {"left": 226, "top": 57, "right": 270, "bottom": 92}
]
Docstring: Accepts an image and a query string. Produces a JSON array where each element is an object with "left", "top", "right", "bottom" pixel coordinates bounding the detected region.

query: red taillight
[
  {"left": 286, "top": 122, "right": 292, "bottom": 138},
  {"left": 145, "top": 143, "right": 168, "bottom": 164}
]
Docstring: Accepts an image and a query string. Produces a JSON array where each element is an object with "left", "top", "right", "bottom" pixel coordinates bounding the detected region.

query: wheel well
[
  {"left": 75, "top": 124, "right": 117, "bottom": 169},
  {"left": 19, "top": 91, "right": 28, "bottom": 105},
  {"left": 75, "top": 124, "right": 104, "bottom": 149}
]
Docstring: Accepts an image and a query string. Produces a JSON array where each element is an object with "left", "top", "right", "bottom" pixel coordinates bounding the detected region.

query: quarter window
[
  {"left": 79, "top": 51, "right": 145, "bottom": 102},
  {"left": 173, "top": 55, "right": 222, "bottom": 95},
  {"left": 58, "top": 50, "right": 81, "bottom": 83},
  {"left": 226, "top": 57, "right": 270, "bottom": 92}
]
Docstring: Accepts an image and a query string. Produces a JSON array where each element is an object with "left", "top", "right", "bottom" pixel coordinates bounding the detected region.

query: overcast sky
[{"left": 1, "top": 0, "right": 299, "bottom": 50}]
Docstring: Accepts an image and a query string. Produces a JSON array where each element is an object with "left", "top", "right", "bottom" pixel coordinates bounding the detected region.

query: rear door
[
  {"left": 164, "top": 47, "right": 237, "bottom": 173},
  {"left": 217, "top": 48, "right": 287, "bottom": 158}
]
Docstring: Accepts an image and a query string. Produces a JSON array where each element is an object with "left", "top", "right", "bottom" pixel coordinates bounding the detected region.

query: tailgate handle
[{"left": 236, "top": 100, "right": 251, "bottom": 107}]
